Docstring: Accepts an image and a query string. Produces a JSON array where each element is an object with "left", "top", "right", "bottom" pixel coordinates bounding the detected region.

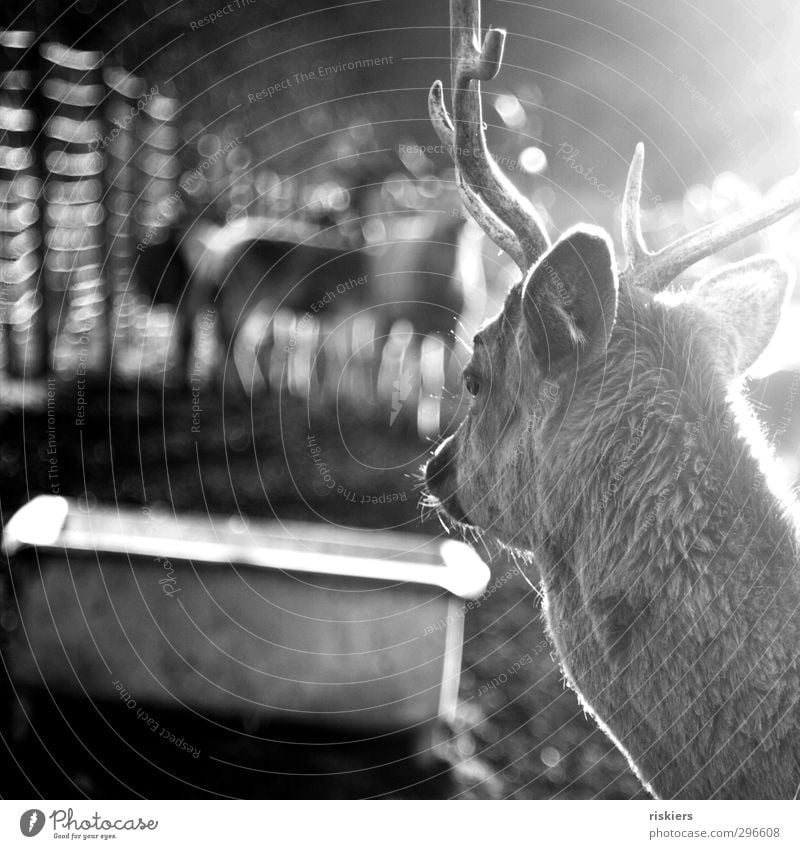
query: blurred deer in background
[
  {"left": 425, "top": 0, "right": 800, "bottom": 799},
  {"left": 177, "top": 215, "right": 369, "bottom": 373},
  {"left": 175, "top": 196, "right": 474, "bottom": 396}
]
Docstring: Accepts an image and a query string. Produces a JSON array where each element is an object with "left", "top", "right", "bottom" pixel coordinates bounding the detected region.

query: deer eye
[{"left": 464, "top": 373, "right": 480, "bottom": 397}]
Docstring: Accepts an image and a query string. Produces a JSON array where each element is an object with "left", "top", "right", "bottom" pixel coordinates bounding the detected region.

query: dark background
[{"left": 1, "top": 0, "right": 799, "bottom": 799}]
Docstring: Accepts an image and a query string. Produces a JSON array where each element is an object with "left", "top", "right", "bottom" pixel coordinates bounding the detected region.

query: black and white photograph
[{"left": 1, "top": 0, "right": 800, "bottom": 838}]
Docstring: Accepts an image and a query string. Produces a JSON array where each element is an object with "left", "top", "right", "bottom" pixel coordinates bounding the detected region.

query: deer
[
  {"left": 424, "top": 0, "right": 800, "bottom": 800},
  {"left": 171, "top": 204, "right": 471, "bottom": 391}
]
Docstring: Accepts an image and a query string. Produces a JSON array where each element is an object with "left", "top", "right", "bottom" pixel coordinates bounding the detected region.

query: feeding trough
[{"left": 1, "top": 495, "right": 489, "bottom": 736}]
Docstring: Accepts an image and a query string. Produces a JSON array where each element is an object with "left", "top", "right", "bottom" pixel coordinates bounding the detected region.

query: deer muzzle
[{"left": 425, "top": 436, "right": 471, "bottom": 524}]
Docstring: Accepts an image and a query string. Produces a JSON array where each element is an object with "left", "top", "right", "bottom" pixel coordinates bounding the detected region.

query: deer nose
[
  {"left": 425, "top": 438, "right": 471, "bottom": 524},
  {"left": 425, "top": 437, "right": 455, "bottom": 496}
]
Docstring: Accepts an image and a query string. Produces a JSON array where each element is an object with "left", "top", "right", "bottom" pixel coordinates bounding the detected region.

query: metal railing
[{"left": 0, "top": 29, "right": 473, "bottom": 440}]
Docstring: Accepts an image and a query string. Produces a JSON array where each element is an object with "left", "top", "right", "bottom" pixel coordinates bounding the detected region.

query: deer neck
[{"left": 530, "top": 294, "right": 800, "bottom": 799}]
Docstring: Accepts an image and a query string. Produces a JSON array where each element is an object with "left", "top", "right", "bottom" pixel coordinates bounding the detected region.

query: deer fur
[
  {"left": 426, "top": 227, "right": 800, "bottom": 798},
  {"left": 426, "top": 0, "right": 800, "bottom": 800}
]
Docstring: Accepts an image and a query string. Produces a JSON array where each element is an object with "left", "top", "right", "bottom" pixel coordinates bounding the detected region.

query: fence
[
  {"left": 225, "top": 306, "right": 467, "bottom": 439},
  {"left": 0, "top": 29, "right": 473, "bottom": 439},
  {"left": 0, "top": 29, "right": 184, "bottom": 387}
]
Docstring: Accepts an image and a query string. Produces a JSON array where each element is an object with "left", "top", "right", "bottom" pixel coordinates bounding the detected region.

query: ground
[{"left": 0, "top": 381, "right": 644, "bottom": 799}]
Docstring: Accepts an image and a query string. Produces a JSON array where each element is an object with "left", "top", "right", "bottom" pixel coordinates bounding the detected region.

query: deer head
[
  {"left": 424, "top": 0, "right": 800, "bottom": 799},
  {"left": 425, "top": 0, "right": 798, "bottom": 543}
]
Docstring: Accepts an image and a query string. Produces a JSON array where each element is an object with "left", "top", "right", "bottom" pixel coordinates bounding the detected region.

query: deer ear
[
  {"left": 522, "top": 227, "right": 619, "bottom": 369},
  {"left": 686, "top": 256, "right": 793, "bottom": 377}
]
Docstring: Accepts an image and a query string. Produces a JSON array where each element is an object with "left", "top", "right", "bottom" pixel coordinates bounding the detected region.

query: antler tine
[
  {"left": 624, "top": 140, "right": 800, "bottom": 292},
  {"left": 429, "top": 80, "right": 528, "bottom": 269},
  {"left": 441, "top": 0, "right": 549, "bottom": 273},
  {"left": 621, "top": 143, "right": 650, "bottom": 269},
  {"left": 635, "top": 170, "right": 800, "bottom": 292}
]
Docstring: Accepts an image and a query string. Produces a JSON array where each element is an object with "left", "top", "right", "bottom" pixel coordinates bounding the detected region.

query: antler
[
  {"left": 429, "top": 0, "right": 549, "bottom": 274},
  {"left": 429, "top": 81, "right": 527, "bottom": 268},
  {"left": 622, "top": 143, "right": 800, "bottom": 291}
]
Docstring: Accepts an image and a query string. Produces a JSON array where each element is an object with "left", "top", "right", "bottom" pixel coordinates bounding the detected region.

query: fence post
[{"left": 0, "top": 29, "right": 46, "bottom": 381}]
